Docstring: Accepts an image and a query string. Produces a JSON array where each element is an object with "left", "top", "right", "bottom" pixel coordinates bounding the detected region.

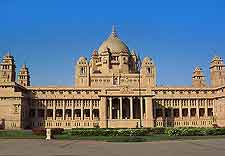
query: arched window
[
  {"left": 80, "top": 67, "right": 85, "bottom": 75},
  {"left": 147, "top": 68, "right": 151, "bottom": 74}
]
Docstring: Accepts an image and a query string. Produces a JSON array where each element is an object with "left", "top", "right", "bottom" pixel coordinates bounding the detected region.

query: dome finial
[{"left": 111, "top": 25, "right": 117, "bottom": 37}]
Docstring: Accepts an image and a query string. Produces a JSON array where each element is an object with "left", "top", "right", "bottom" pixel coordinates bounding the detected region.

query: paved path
[{"left": 0, "top": 139, "right": 225, "bottom": 156}]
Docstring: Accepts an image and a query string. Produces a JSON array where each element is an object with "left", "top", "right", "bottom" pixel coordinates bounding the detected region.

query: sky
[{"left": 0, "top": 0, "right": 225, "bottom": 86}]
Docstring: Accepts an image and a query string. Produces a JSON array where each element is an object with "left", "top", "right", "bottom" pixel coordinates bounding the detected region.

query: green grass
[
  {"left": 0, "top": 130, "right": 44, "bottom": 139},
  {"left": 54, "top": 134, "right": 225, "bottom": 142}
]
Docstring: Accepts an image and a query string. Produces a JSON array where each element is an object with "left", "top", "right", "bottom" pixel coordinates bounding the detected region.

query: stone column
[
  {"left": 44, "top": 100, "right": 47, "bottom": 120},
  {"left": 117, "top": 110, "right": 120, "bottom": 119},
  {"left": 63, "top": 100, "right": 65, "bottom": 120},
  {"left": 120, "top": 97, "right": 123, "bottom": 119},
  {"left": 205, "top": 99, "right": 208, "bottom": 117},
  {"left": 72, "top": 100, "right": 74, "bottom": 120},
  {"left": 196, "top": 99, "right": 199, "bottom": 118},
  {"left": 179, "top": 100, "right": 182, "bottom": 118},
  {"left": 140, "top": 97, "right": 143, "bottom": 120},
  {"left": 130, "top": 97, "right": 133, "bottom": 119},
  {"left": 53, "top": 100, "right": 56, "bottom": 120},
  {"left": 145, "top": 97, "right": 154, "bottom": 127},
  {"left": 99, "top": 97, "right": 107, "bottom": 128},
  {"left": 109, "top": 97, "right": 112, "bottom": 120},
  {"left": 90, "top": 100, "right": 93, "bottom": 120},
  {"left": 188, "top": 99, "right": 191, "bottom": 118},
  {"left": 81, "top": 100, "right": 84, "bottom": 120}
]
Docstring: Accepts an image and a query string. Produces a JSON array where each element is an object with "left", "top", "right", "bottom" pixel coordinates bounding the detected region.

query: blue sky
[{"left": 0, "top": 0, "right": 225, "bottom": 86}]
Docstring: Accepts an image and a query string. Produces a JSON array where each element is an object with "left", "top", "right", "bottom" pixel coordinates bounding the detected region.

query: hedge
[
  {"left": 165, "top": 127, "right": 225, "bottom": 136},
  {"left": 65, "top": 127, "right": 225, "bottom": 137},
  {"left": 68, "top": 128, "right": 166, "bottom": 136}
]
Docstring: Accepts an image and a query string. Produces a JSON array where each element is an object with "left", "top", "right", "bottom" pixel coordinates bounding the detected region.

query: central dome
[{"left": 98, "top": 26, "right": 129, "bottom": 54}]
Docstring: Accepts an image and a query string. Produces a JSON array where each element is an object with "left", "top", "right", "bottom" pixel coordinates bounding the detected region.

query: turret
[
  {"left": 90, "top": 50, "right": 98, "bottom": 74},
  {"left": 129, "top": 50, "right": 138, "bottom": 73},
  {"left": 75, "top": 56, "right": 90, "bottom": 87},
  {"left": 140, "top": 57, "right": 156, "bottom": 87},
  {"left": 192, "top": 67, "right": 206, "bottom": 88},
  {"left": 0, "top": 52, "right": 16, "bottom": 83},
  {"left": 17, "top": 64, "right": 30, "bottom": 87},
  {"left": 210, "top": 56, "right": 225, "bottom": 87}
]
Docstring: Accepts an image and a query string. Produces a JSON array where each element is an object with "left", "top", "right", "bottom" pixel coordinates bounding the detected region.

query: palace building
[{"left": 0, "top": 27, "right": 225, "bottom": 129}]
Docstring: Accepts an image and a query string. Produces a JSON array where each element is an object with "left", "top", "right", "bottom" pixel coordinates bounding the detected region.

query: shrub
[
  {"left": 32, "top": 128, "right": 46, "bottom": 136},
  {"left": 51, "top": 128, "right": 64, "bottom": 135},
  {"left": 165, "top": 127, "right": 225, "bottom": 136}
]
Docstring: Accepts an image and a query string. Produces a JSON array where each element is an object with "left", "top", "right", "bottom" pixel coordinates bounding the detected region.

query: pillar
[
  {"left": 90, "top": 100, "right": 93, "bottom": 120},
  {"left": 196, "top": 99, "right": 199, "bottom": 118},
  {"left": 179, "top": 100, "right": 182, "bottom": 118},
  {"left": 81, "top": 100, "right": 84, "bottom": 120},
  {"left": 117, "top": 110, "right": 120, "bottom": 119},
  {"left": 145, "top": 97, "right": 153, "bottom": 127},
  {"left": 130, "top": 97, "right": 133, "bottom": 119},
  {"left": 44, "top": 100, "right": 47, "bottom": 120},
  {"left": 205, "top": 99, "right": 208, "bottom": 117},
  {"left": 99, "top": 97, "right": 107, "bottom": 128},
  {"left": 188, "top": 99, "right": 191, "bottom": 118},
  {"left": 140, "top": 97, "right": 143, "bottom": 120},
  {"left": 109, "top": 97, "right": 112, "bottom": 120},
  {"left": 72, "top": 100, "right": 74, "bottom": 120},
  {"left": 120, "top": 97, "right": 123, "bottom": 119},
  {"left": 53, "top": 100, "right": 56, "bottom": 120},
  {"left": 62, "top": 100, "right": 65, "bottom": 120}
]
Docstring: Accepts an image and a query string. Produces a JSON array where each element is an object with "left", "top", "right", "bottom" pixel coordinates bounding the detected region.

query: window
[
  {"left": 199, "top": 108, "right": 205, "bottom": 117},
  {"left": 147, "top": 68, "right": 151, "bottom": 74},
  {"left": 182, "top": 108, "right": 188, "bottom": 117},
  {"left": 156, "top": 108, "right": 163, "bottom": 117},
  {"left": 173, "top": 109, "right": 179, "bottom": 118},
  {"left": 208, "top": 108, "right": 213, "bottom": 116},
  {"left": 165, "top": 108, "right": 171, "bottom": 117},
  {"left": 191, "top": 108, "right": 196, "bottom": 117}
]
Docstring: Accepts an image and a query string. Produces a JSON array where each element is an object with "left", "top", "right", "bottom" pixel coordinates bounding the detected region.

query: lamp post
[{"left": 137, "top": 54, "right": 142, "bottom": 128}]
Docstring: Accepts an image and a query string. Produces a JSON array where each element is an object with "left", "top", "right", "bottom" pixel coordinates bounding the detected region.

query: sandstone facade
[{"left": 0, "top": 27, "right": 225, "bottom": 129}]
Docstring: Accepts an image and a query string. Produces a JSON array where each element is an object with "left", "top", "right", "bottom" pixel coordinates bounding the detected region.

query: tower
[
  {"left": 210, "top": 56, "right": 225, "bottom": 87},
  {"left": 75, "top": 56, "right": 90, "bottom": 87},
  {"left": 140, "top": 57, "right": 156, "bottom": 88},
  {"left": 0, "top": 52, "right": 16, "bottom": 83},
  {"left": 192, "top": 67, "right": 206, "bottom": 88},
  {"left": 129, "top": 50, "right": 138, "bottom": 73},
  {"left": 17, "top": 64, "right": 30, "bottom": 87},
  {"left": 90, "top": 50, "right": 99, "bottom": 74}
]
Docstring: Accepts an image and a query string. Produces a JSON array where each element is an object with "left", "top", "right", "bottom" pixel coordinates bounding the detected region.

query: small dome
[
  {"left": 192, "top": 66, "right": 204, "bottom": 77},
  {"left": 92, "top": 50, "right": 98, "bottom": 56},
  {"left": 78, "top": 56, "right": 87, "bottom": 64},
  {"left": 212, "top": 56, "right": 222, "bottom": 61},
  {"left": 130, "top": 50, "right": 137, "bottom": 56},
  {"left": 98, "top": 26, "right": 129, "bottom": 54},
  {"left": 142, "top": 57, "right": 154, "bottom": 66},
  {"left": 22, "top": 64, "right": 27, "bottom": 69}
]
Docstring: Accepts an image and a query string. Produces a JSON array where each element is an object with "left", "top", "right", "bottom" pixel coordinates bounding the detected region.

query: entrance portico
[{"left": 99, "top": 88, "right": 154, "bottom": 128}]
